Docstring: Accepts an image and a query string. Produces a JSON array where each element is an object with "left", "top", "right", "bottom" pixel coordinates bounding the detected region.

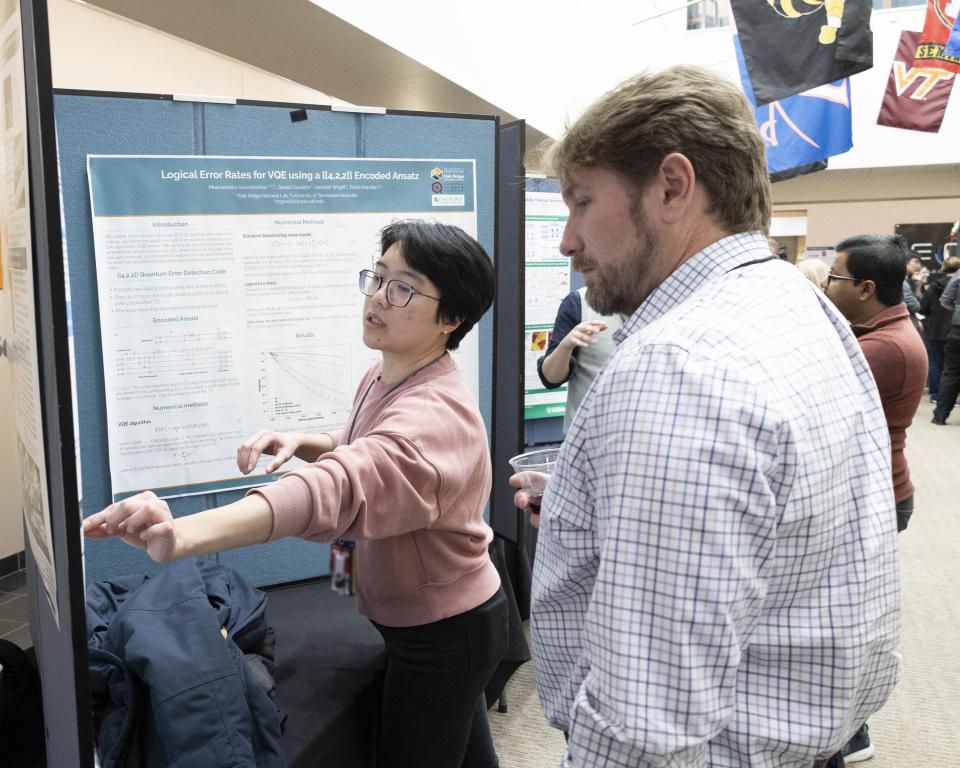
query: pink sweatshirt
[{"left": 254, "top": 354, "right": 500, "bottom": 627}]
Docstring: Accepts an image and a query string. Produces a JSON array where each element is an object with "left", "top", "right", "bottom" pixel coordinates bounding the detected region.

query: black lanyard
[
  {"left": 345, "top": 352, "right": 447, "bottom": 444},
  {"left": 726, "top": 255, "right": 778, "bottom": 273}
]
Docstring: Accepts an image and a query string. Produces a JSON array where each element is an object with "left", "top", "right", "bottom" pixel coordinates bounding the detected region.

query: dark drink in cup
[{"left": 509, "top": 448, "right": 559, "bottom": 531}]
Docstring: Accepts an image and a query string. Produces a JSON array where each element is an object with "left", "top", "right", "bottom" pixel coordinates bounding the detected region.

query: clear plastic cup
[{"left": 508, "top": 447, "right": 560, "bottom": 516}]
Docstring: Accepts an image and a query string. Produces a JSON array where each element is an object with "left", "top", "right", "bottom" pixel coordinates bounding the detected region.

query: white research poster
[
  {"left": 1, "top": 0, "right": 59, "bottom": 624},
  {"left": 524, "top": 188, "right": 570, "bottom": 420},
  {"left": 87, "top": 155, "right": 479, "bottom": 500}
]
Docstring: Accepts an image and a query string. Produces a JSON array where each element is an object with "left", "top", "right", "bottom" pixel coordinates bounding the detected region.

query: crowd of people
[{"left": 82, "top": 65, "right": 951, "bottom": 768}]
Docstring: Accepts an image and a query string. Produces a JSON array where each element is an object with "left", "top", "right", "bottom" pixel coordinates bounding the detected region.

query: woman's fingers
[
  {"left": 265, "top": 446, "right": 294, "bottom": 474},
  {"left": 238, "top": 429, "right": 294, "bottom": 474},
  {"left": 237, "top": 429, "right": 269, "bottom": 473},
  {"left": 82, "top": 491, "right": 171, "bottom": 551},
  {"left": 121, "top": 503, "right": 170, "bottom": 539},
  {"left": 82, "top": 512, "right": 110, "bottom": 539}
]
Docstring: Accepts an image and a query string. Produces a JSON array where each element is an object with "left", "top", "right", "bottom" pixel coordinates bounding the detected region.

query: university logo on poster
[{"left": 731, "top": 0, "right": 873, "bottom": 105}]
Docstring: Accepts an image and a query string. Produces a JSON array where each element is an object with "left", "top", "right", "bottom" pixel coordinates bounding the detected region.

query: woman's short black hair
[
  {"left": 837, "top": 234, "right": 909, "bottom": 307},
  {"left": 380, "top": 220, "right": 494, "bottom": 351}
]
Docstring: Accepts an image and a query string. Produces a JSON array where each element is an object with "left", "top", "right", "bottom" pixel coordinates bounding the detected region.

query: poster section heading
[
  {"left": 87, "top": 155, "right": 479, "bottom": 500},
  {"left": 88, "top": 156, "right": 474, "bottom": 216}
]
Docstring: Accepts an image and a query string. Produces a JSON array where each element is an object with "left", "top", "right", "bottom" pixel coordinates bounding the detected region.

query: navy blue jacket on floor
[{"left": 86, "top": 558, "right": 286, "bottom": 767}]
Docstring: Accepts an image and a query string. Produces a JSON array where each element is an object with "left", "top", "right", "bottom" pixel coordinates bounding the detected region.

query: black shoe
[
  {"left": 932, "top": 415, "right": 947, "bottom": 425},
  {"left": 841, "top": 723, "right": 874, "bottom": 762}
]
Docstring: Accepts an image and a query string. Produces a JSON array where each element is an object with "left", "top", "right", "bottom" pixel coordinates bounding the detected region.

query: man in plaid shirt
[{"left": 514, "top": 66, "right": 899, "bottom": 768}]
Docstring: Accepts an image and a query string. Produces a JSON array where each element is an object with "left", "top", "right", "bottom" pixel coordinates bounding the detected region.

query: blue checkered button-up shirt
[{"left": 532, "top": 232, "right": 900, "bottom": 767}]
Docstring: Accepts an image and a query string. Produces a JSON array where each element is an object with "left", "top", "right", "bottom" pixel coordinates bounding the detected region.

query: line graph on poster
[{"left": 258, "top": 343, "right": 353, "bottom": 427}]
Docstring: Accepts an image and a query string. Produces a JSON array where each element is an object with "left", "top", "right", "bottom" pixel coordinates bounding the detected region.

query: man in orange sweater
[{"left": 823, "top": 233, "right": 927, "bottom": 762}]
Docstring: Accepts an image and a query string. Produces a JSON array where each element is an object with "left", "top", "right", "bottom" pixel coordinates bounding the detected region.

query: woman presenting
[{"left": 84, "top": 220, "right": 506, "bottom": 768}]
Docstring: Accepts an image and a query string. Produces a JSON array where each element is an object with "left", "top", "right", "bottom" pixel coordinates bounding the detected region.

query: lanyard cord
[
  {"left": 727, "top": 255, "right": 778, "bottom": 272},
  {"left": 345, "top": 352, "right": 448, "bottom": 444}
]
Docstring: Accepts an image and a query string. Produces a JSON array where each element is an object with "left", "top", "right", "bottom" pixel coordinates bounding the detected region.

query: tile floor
[{"left": 0, "top": 569, "right": 32, "bottom": 649}]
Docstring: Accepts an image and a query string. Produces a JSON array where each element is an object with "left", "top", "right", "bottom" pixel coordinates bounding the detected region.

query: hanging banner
[
  {"left": 914, "top": 0, "right": 960, "bottom": 73},
  {"left": 878, "top": 30, "right": 955, "bottom": 133},
  {"left": 946, "top": 12, "right": 960, "bottom": 58},
  {"left": 87, "top": 155, "right": 479, "bottom": 500},
  {"left": 735, "top": 36, "right": 852, "bottom": 174},
  {"left": 730, "top": 0, "right": 873, "bottom": 105}
]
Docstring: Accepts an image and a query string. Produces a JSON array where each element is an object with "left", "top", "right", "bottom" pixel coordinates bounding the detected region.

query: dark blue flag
[{"left": 735, "top": 35, "right": 853, "bottom": 174}]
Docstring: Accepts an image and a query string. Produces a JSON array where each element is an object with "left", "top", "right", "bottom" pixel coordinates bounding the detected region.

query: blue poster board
[{"left": 55, "top": 92, "right": 497, "bottom": 586}]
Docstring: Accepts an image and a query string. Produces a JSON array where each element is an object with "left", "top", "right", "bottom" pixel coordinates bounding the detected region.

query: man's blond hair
[{"left": 544, "top": 66, "right": 772, "bottom": 234}]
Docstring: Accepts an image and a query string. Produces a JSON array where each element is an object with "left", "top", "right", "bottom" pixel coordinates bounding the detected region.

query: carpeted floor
[{"left": 489, "top": 407, "right": 960, "bottom": 767}]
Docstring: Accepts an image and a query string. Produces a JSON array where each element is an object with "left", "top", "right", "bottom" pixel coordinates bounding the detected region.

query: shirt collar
[
  {"left": 614, "top": 231, "right": 771, "bottom": 345},
  {"left": 850, "top": 302, "right": 910, "bottom": 337}
]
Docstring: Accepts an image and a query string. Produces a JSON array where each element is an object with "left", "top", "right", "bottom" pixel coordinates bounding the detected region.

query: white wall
[{"left": 0, "top": 0, "right": 349, "bottom": 561}]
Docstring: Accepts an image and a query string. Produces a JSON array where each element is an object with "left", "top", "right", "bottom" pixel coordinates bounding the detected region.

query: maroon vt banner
[{"left": 878, "top": 29, "right": 955, "bottom": 133}]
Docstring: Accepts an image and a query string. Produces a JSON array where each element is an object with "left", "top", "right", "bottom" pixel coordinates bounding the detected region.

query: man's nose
[{"left": 559, "top": 222, "right": 579, "bottom": 258}]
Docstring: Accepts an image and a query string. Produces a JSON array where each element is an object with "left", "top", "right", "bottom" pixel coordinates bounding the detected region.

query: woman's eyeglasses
[{"left": 358, "top": 269, "right": 440, "bottom": 308}]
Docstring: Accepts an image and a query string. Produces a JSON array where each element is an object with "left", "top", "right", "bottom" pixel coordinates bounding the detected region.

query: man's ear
[
  {"left": 858, "top": 279, "right": 878, "bottom": 302},
  {"left": 657, "top": 153, "right": 697, "bottom": 224}
]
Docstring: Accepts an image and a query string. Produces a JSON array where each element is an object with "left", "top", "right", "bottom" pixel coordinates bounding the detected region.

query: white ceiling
[
  {"left": 83, "top": 0, "right": 553, "bottom": 150},
  {"left": 312, "top": 1, "right": 689, "bottom": 140}
]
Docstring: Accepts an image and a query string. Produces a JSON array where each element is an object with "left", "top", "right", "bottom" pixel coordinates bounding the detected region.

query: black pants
[
  {"left": 372, "top": 587, "right": 509, "bottom": 768},
  {"left": 928, "top": 338, "right": 946, "bottom": 398},
  {"left": 933, "top": 334, "right": 960, "bottom": 421}
]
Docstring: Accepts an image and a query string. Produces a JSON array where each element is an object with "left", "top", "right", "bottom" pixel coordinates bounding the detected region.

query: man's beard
[{"left": 578, "top": 226, "right": 658, "bottom": 316}]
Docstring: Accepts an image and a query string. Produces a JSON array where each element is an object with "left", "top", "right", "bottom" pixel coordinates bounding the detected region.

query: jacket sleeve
[
  {"left": 902, "top": 281, "right": 921, "bottom": 315},
  {"left": 940, "top": 274, "right": 960, "bottom": 310}
]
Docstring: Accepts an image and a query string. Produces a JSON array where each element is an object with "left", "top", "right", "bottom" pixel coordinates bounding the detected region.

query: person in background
[
  {"left": 512, "top": 66, "right": 896, "bottom": 768},
  {"left": 822, "top": 234, "right": 927, "bottom": 533},
  {"left": 902, "top": 256, "right": 923, "bottom": 324},
  {"left": 921, "top": 256, "right": 960, "bottom": 403},
  {"left": 932, "top": 266, "right": 960, "bottom": 425},
  {"left": 83, "top": 220, "right": 507, "bottom": 768},
  {"left": 797, "top": 258, "right": 829, "bottom": 290},
  {"left": 822, "top": 234, "right": 927, "bottom": 761},
  {"left": 537, "top": 287, "right": 624, "bottom": 435}
]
